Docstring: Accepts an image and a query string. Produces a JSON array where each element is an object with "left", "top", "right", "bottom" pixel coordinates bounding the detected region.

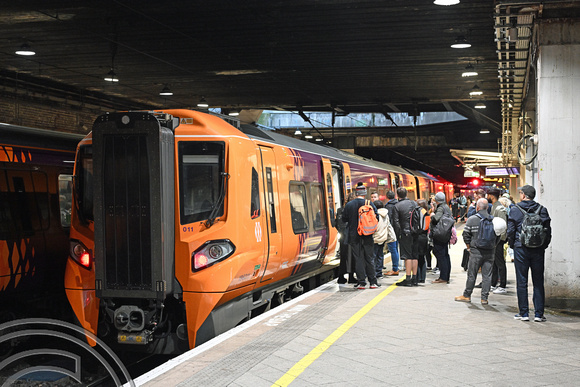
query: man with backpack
[
  {"left": 342, "top": 183, "right": 380, "bottom": 289},
  {"left": 455, "top": 198, "right": 497, "bottom": 305},
  {"left": 392, "top": 187, "right": 418, "bottom": 286},
  {"left": 430, "top": 192, "right": 453, "bottom": 284},
  {"left": 507, "top": 185, "right": 552, "bottom": 322}
]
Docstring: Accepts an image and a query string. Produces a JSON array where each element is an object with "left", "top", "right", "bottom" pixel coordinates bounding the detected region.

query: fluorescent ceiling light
[
  {"left": 434, "top": 0, "right": 460, "bottom": 5},
  {"left": 451, "top": 36, "right": 471, "bottom": 49},
  {"left": 480, "top": 129, "right": 490, "bottom": 134},
  {"left": 104, "top": 69, "right": 119, "bottom": 82},
  {"left": 475, "top": 102, "right": 486, "bottom": 109},
  {"left": 462, "top": 64, "right": 478, "bottom": 77},
  {"left": 15, "top": 43, "right": 35, "bottom": 56}
]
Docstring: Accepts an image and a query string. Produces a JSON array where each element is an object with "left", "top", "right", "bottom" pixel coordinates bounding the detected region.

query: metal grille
[{"left": 102, "top": 134, "right": 152, "bottom": 290}]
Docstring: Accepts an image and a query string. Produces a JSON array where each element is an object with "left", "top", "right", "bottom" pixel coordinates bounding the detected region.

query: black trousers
[
  {"left": 491, "top": 240, "right": 507, "bottom": 288},
  {"left": 351, "top": 238, "right": 377, "bottom": 286}
]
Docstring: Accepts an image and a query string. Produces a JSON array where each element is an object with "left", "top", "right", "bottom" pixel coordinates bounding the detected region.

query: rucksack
[
  {"left": 474, "top": 214, "right": 496, "bottom": 250},
  {"left": 432, "top": 212, "right": 454, "bottom": 243},
  {"left": 516, "top": 204, "right": 548, "bottom": 248},
  {"left": 357, "top": 200, "right": 378, "bottom": 236},
  {"left": 409, "top": 206, "right": 423, "bottom": 235}
]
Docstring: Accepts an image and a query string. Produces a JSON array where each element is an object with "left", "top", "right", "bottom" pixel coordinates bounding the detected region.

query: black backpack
[
  {"left": 516, "top": 204, "right": 548, "bottom": 248},
  {"left": 409, "top": 206, "right": 423, "bottom": 235},
  {"left": 474, "top": 214, "right": 496, "bottom": 250},
  {"left": 432, "top": 212, "right": 454, "bottom": 243}
]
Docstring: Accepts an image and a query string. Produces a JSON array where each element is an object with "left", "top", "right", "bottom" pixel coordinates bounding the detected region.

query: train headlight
[
  {"left": 70, "top": 240, "right": 92, "bottom": 269},
  {"left": 192, "top": 239, "right": 235, "bottom": 271}
]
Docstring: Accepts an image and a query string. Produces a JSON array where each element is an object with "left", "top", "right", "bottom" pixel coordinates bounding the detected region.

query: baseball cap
[{"left": 518, "top": 185, "right": 536, "bottom": 200}]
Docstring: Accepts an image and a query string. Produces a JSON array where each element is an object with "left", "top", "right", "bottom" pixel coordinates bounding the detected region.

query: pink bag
[{"left": 449, "top": 226, "right": 458, "bottom": 245}]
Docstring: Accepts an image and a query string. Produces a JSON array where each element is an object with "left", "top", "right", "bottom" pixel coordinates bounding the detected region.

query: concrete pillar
[{"left": 536, "top": 20, "right": 580, "bottom": 308}]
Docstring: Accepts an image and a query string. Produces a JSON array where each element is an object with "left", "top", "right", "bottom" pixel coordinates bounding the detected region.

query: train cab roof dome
[{"left": 239, "top": 124, "right": 275, "bottom": 141}]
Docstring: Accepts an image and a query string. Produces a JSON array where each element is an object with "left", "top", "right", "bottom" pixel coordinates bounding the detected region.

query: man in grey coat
[{"left": 455, "top": 198, "right": 496, "bottom": 305}]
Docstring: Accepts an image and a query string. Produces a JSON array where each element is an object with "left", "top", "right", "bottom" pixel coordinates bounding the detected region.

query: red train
[
  {"left": 65, "top": 110, "right": 453, "bottom": 354},
  {"left": 0, "top": 124, "right": 83, "bottom": 319}
]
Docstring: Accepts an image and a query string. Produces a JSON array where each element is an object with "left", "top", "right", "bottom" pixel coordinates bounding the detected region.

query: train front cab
[{"left": 65, "top": 110, "right": 347, "bottom": 353}]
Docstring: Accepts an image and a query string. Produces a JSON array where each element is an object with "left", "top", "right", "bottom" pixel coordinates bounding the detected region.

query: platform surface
[{"left": 135, "top": 227, "right": 580, "bottom": 387}]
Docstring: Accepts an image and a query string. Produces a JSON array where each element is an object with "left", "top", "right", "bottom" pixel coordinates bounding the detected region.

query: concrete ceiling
[{"left": 1, "top": 1, "right": 577, "bottom": 182}]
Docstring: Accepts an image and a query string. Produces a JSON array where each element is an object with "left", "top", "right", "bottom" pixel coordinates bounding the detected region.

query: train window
[
  {"left": 289, "top": 182, "right": 309, "bottom": 234},
  {"left": 331, "top": 167, "right": 342, "bottom": 210},
  {"left": 76, "top": 145, "right": 94, "bottom": 223},
  {"left": 251, "top": 168, "right": 260, "bottom": 219},
  {"left": 59, "top": 175, "right": 73, "bottom": 227},
  {"left": 310, "top": 183, "right": 326, "bottom": 230},
  {"left": 178, "top": 141, "right": 225, "bottom": 224},
  {"left": 265, "top": 167, "right": 276, "bottom": 233}
]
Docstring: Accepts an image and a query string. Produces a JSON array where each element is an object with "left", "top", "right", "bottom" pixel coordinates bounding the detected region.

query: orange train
[
  {"left": 65, "top": 110, "right": 454, "bottom": 354},
  {"left": 0, "top": 123, "right": 83, "bottom": 318}
]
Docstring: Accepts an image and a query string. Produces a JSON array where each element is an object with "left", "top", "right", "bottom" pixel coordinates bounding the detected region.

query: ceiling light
[
  {"left": 469, "top": 84, "right": 482, "bottom": 96},
  {"left": 15, "top": 43, "right": 36, "bottom": 56},
  {"left": 159, "top": 85, "right": 173, "bottom": 96},
  {"left": 462, "top": 64, "right": 478, "bottom": 77},
  {"left": 315, "top": 138, "right": 323, "bottom": 142},
  {"left": 475, "top": 102, "right": 486, "bottom": 109},
  {"left": 294, "top": 129, "right": 302, "bottom": 135},
  {"left": 451, "top": 36, "right": 471, "bottom": 49},
  {"left": 104, "top": 69, "right": 119, "bottom": 82},
  {"left": 480, "top": 129, "right": 490, "bottom": 134},
  {"left": 197, "top": 97, "right": 209, "bottom": 108},
  {"left": 304, "top": 135, "right": 313, "bottom": 139},
  {"left": 434, "top": 0, "right": 460, "bottom": 5},
  {"left": 228, "top": 110, "right": 240, "bottom": 116}
]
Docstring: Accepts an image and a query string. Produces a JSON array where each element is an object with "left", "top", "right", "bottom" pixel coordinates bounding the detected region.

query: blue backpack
[{"left": 475, "top": 214, "right": 496, "bottom": 250}]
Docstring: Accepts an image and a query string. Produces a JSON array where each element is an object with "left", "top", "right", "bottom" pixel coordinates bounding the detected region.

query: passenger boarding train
[{"left": 65, "top": 109, "right": 453, "bottom": 354}]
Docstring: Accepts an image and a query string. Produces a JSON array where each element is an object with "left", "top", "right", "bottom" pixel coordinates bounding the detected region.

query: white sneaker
[
  {"left": 493, "top": 287, "right": 507, "bottom": 294},
  {"left": 490, "top": 286, "right": 497, "bottom": 292}
]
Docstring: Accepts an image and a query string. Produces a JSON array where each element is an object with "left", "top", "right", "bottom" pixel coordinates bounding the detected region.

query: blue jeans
[
  {"left": 514, "top": 247, "right": 545, "bottom": 317},
  {"left": 387, "top": 241, "right": 400, "bottom": 271},
  {"left": 433, "top": 241, "right": 451, "bottom": 281},
  {"left": 374, "top": 243, "right": 384, "bottom": 277}
]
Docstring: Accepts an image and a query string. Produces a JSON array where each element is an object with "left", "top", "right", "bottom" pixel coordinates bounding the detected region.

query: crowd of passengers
[{"left": 336, "top": 183, "right": 552, "bottom": 322}]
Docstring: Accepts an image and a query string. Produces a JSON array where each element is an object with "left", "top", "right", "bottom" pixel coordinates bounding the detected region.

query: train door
[
  {"left": 321, "top": 158, "right": 337, "bottom": 260},
  {"left": 390, "top": 172, "right": 401, "bottom": 191},
  {"left": 258, "top": 146, "right": 281, "bottom": 282},
  {"left": 342, "top": 162, "right": 352, "bottom": 198}
]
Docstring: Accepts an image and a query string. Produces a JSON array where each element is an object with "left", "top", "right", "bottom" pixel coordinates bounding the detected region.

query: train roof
[
  {"left": 239, "top": 124, "right": 411, "bottom": 175},
  {"left": 0, "top": 122, "right": 85, "bottom": 152}
]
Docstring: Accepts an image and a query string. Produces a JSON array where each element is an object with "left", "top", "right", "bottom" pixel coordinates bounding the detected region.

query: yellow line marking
[{"left": 272, "top": 277, "right": 405, "bottom": 387}]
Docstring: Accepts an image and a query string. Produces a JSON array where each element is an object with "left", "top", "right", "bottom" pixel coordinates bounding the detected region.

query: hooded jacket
[{"left": 507, "top": 200, "right": 551, "bottom": 249}]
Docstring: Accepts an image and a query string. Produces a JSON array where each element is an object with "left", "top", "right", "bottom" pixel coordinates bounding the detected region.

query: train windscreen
[{"left": 178, "top": 141, "right": 225, "bottom": 224}]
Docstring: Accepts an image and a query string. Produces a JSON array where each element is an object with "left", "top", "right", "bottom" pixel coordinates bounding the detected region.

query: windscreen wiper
[{"left": 205, "top": 172, "right": 230, "bottom": 228}]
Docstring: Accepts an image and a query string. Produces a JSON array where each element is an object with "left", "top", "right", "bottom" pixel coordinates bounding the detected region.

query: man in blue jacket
[{"left": 507, "top": 185, "right": 552, "bottom": 322}]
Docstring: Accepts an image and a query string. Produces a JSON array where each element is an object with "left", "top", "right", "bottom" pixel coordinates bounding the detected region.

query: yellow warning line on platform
[{"left": 272, "top": 277, "right": 405, "bottom": 387}]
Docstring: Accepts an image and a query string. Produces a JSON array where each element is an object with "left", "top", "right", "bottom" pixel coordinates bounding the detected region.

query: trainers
[
  {"left": 490, "top": 286, "right": 497, "bottom": 292},
  {"left": 481, "top": 299, "right": 489, "bottom": 305},
  {"left": 474, "top": 282, "right": 482, "bottom": 288},
  {"left": 385, "top": 270, "right": 399, "bottom": 276},
  {"left": 356, "top": 283, "right": 366, "bottom": 290},
  {"left": 396, "top": 278, "right": 412, "bottom": 287},
  {"left": 514, "top": 314, "right": 529, "bottom": 321},
  {"left": 534, "top": 316, "right": 547, "bottom": 322},
  {"left": 455, "top": 295, "right": 471, "bottom": 303},
  {"left": 493, "top": 287, "right": 507, "bottom": 294},
  {"left": 369, "top": 283, "right": 381, "bottom": 289}
]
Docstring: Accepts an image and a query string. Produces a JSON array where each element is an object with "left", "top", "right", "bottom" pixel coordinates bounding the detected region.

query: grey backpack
[{"left": 515, "top": 204, "right": 548, "bottom": 248}]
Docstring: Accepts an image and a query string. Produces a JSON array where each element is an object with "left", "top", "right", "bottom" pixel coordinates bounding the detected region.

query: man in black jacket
[
  {"left": 507, "top": 185, "right": 552, "bottom": 322},
  {"left": 384, "top": 190, "right": 400, "bottom": 275},
  {"left": 430, "top": 192, "right": 453, "bottom": 284},
  {"left": 342, "top": 183, "right": 380, "bottom": 290},
  {"left": 392, "top": 187, "right": 418, "bottom": 286}
]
